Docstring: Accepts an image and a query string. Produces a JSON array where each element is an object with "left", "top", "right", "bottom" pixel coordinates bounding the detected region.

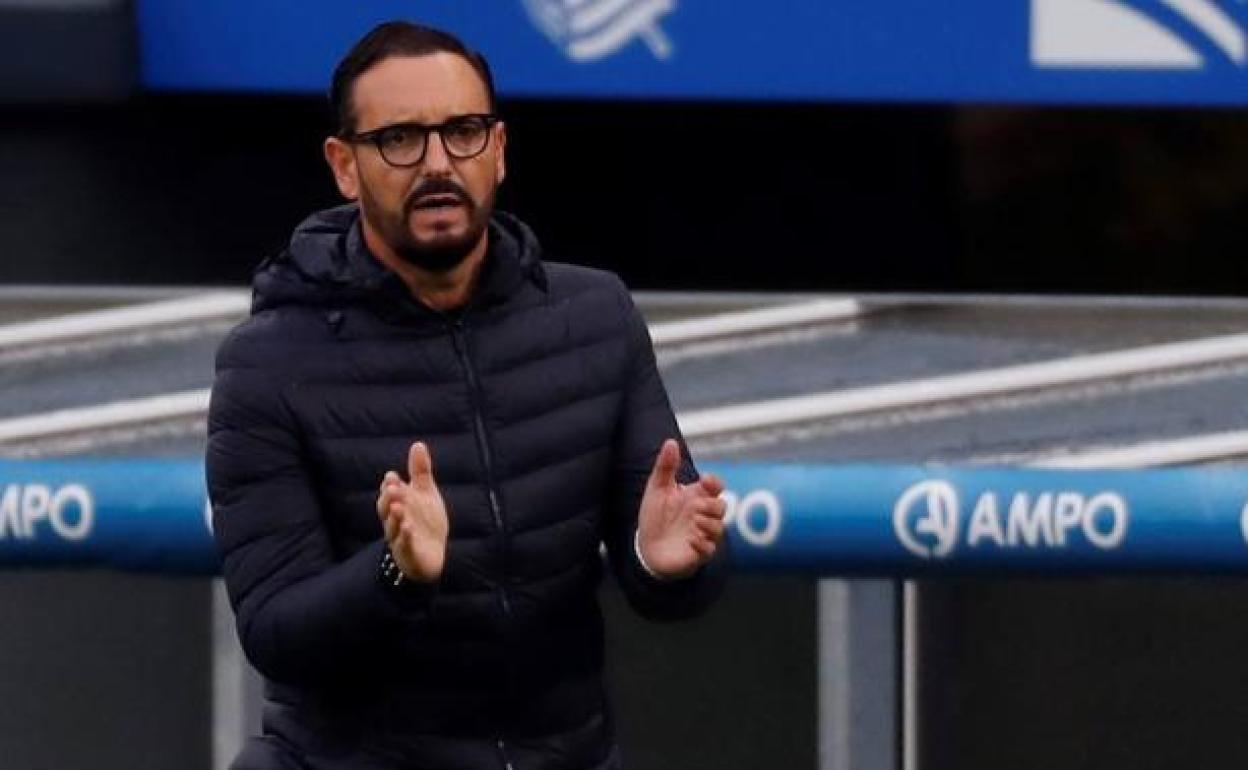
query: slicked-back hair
[{"left": 330, "top": 21, "right": 497, "bottom": 137}]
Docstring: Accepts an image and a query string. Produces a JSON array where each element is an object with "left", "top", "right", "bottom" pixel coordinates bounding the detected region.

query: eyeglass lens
[{"left": 377, "top": 117, "right": 492, "bottom": 166}]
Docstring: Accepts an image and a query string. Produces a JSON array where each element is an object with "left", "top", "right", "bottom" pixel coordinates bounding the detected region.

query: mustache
[{"left": 406, "top": 179, "right": 472, "bottom": 211}]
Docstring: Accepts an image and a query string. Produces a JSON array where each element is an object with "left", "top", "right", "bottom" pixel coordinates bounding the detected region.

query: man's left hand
[{"left": 636, "top": 439, "right": 727, "bottom": 580}]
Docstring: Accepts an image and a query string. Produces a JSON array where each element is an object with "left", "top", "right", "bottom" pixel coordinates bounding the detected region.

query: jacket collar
[{"left": 344, "top": 208, "right": 548, "bottom": 316}]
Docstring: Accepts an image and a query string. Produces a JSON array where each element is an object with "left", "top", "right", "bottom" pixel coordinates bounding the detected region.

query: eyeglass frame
[{"left": 342, "top": 113, "right": 502, "bottom": 168}]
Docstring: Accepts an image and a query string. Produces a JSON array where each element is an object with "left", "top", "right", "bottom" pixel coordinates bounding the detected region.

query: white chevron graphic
[
  {"left": 522, "top": 0, "right": 677, "bottom": 62},
  {"left": 1033, "top": 0, "right": 1247, "bottom": 69},
  {"left": 1161, "top": 0, "right": 1246, "bottom": 63}
]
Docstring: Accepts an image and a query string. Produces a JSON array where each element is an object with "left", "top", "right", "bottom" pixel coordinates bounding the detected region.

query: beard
[{"left": 360, "top": 177, "right": 496, "bottom": 274}]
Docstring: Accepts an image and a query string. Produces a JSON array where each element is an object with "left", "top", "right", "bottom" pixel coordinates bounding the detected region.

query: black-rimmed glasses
[{"left": 344, "top": 114, "right": 500, "bottom": 168}]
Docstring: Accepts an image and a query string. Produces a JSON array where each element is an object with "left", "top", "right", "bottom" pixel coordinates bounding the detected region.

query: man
[{"left": 207, "top": 20, "right": 728, "bottom": 770}]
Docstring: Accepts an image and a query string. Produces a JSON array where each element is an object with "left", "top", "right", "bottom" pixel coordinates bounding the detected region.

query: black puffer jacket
[{"left": 207, "top": 205, "right": 727, "bottom": 770}]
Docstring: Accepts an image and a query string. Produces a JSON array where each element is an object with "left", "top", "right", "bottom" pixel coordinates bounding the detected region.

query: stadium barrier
[{"left": 4, "top": 459, "right": 1248, "bottom": 575}]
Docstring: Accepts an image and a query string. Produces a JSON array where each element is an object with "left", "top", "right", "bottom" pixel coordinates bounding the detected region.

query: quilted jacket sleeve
[
  {"left": 604, "top": 284, "right": 729, "bottom": 621},
  {"left": 206, "top": 319, "right": 434, "bottom": 686}
]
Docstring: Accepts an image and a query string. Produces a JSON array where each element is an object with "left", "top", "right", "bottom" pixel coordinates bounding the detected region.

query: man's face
[{"left": 327, "top": 53, "right": 506, "bottom": 273}]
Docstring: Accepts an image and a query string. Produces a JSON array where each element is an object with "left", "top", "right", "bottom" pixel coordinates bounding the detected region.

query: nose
[{"left": 421, "top": 129, "right": 454, "bottom": 175}]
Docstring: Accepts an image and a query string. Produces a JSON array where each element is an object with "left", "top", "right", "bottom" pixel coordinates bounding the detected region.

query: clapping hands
[
  {"left": 377, "top": 441, "right": 450, "bottom": 582},
  {"left": 636, "top": 439, "right": 727, "bottom": 580}
]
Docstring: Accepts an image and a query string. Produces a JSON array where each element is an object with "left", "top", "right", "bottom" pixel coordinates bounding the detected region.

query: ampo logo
[
  {"left": 0, "top": 483, "right": 94, "bottom": 542},
  {"left": 894, "top": 479, "right": 1129, "bottom": 559},
  {"left": 721, "top": 489, "right": 782, "bottom": 548},
  {"left": 522, "top": 0, "right": 677, "bottom": 62},
  {"left": 893, "top": 480, "right": 960, "bottom": 559},
  {"left": 1032, "top": 0, "right": 1247, "bottom": 70}
]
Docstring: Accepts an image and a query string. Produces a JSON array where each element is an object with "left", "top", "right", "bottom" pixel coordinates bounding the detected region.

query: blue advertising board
[
  {"left": 136, "top": 1, "right": 1248, "bottom": 105},
  {"left": 6, "top": 459, "right": 1248, "bottom": 576},
  {"left": 0, "top": 459, "right": 218, "bottom": 574},
  {"left": 709, "top": 462, "right": 1248, "bottom": 575}
]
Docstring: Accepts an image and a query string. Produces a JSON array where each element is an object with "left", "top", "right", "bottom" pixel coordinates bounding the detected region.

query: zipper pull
[{"left": 496, "top": 738, "right": 515, "bottom": 770}]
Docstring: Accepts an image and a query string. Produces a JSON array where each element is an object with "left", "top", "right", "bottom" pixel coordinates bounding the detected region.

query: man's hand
[
  {"left": 376, "top": 441, "right": 450, "bottom": 582},
  {"left": 636, "top": 439, "right": 727, "bottom": 580}
]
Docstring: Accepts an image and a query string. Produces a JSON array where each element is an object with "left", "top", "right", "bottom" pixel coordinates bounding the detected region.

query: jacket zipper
[
  {"left": 497, "top": 737, "right": 515, "bottom": 770},
  {"left": 451, "top": 318, "right": 515, "bottom": 769},
  {"left": 449, "top": 319, "right": 513, "bottom": 618}
]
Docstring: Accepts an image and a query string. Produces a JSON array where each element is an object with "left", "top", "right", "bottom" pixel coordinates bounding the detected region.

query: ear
[
  {"left": 323, "top": 136, "right": 360, "bottom": 201},
  {"left": 493, "top": 121, "right": 507, "bottom": 186}
]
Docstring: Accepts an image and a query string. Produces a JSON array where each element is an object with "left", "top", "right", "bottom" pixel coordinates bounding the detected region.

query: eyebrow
[{"left": 356, "top": 114, "right": 495, "bottom": 134}]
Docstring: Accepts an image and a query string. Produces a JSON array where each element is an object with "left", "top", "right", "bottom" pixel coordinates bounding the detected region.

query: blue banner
[
  {"left": 0, "top": 459, "right": 217, "bottom": 574},
  {"left": 135, "top": 1, "right": 1248, "bottom": 105},
  {"left": 706, "top": 463, "right": 1248, "bottom": 575},
  {"left": 5, "top": 459, "right": 1248, "bottom": 575}
]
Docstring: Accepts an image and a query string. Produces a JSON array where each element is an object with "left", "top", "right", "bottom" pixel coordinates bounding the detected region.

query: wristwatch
[
  {"left": 378, "top": 546, "right": 438, "bottom": 608},
  {"left": 379, "top": 547, "right": 410, "bottom": 590}
]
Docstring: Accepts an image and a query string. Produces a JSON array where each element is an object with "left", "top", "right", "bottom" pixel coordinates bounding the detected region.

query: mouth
[{"left": 410, "top": 194, "right": 466, "bottom": 213}]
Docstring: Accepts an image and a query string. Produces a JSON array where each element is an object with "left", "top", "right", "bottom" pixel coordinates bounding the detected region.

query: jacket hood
[{"left": 251, "top": 204, "right": 546, "bottom": 314}]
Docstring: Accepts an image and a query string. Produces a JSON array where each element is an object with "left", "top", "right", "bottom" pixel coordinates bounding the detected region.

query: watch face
[{"left": 380, "top": 549, "right": 405, "bottom": 587}]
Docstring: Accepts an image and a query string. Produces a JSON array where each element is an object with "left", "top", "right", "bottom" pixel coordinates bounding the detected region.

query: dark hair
[{"left": 330, "top": 21, "right": 497, "bottom": 137}]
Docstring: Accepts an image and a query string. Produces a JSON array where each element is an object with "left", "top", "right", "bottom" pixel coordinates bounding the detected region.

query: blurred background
[
  {"left": 5, "top": 1, "right": 1248, "bottom": 769},
  {"left": 5, "top": 0, "right": 1248, "bottom": 294}
]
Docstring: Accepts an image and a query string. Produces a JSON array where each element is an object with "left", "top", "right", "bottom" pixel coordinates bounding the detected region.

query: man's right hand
[{"left": 376, "top": 441, "right": 449, "bottom": 582}]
